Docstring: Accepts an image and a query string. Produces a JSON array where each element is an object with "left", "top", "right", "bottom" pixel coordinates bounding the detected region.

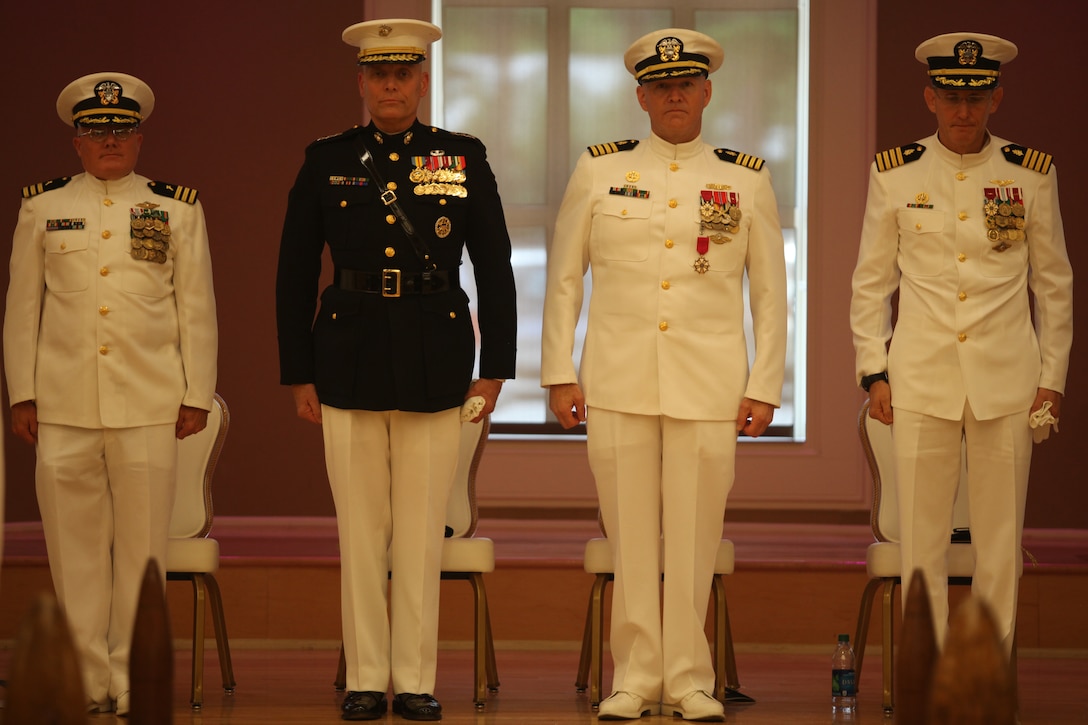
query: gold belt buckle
[{"left": 381, "top": 269, "right": 401, "bottom": 297}]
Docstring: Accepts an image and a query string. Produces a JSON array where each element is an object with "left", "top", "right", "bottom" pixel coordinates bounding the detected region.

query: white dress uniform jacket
[
  {"left": 541, "top": 133, "right": 787, "bottom": 416},
  {"left": 851, "top": 133, "right": 1072, "bottom": 419},
  {"left": 4, "top": 171, "right": 218, "bottom": 421}
]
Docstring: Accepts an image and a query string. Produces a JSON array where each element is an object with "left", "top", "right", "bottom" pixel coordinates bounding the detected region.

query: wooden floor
[
  {"left": 3, "top": 519, "right": 1087, "bottom": 722},
  {"left": 3, "top": 646, "right": 1086, "bottom": 724}
]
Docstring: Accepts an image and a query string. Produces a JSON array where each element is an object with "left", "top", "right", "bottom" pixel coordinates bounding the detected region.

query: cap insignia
[
  {"left": 379, "top": 24, "right": 393, "bottom": 37},
  {"left": 955, "top": 40, "right": 982, "bottom": 67},
  {"left": 657, "top": 37, "right": 682, "bottom": 62},
  {"left": 95, "top": 81, "right": 122, "bottom": 106}
]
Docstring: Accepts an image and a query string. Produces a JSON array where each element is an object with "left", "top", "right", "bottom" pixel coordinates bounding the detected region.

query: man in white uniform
[
  {"left": 542, "top": 28, "right": 787, "bottom": 722},
  {"left": 851, "top": 33, "right": 1073, "bottom": 654},
  {"left": 4, "top": 72, "right": 218, "bottom": 715}
]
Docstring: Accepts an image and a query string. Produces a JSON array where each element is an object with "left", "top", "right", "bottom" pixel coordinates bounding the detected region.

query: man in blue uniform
[
  {"left": 276, "top": 18, "right": 516, "bottom": 722},
  {"left": 851, "top": 32, "right": 1073, "bottom": 655}
]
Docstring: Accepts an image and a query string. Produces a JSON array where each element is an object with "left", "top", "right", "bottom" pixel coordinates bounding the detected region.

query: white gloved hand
[
  {"left": 1029, "top": 400, "right": 1059, "bottom": 444},
  {"left": 461, "top": 395, "right": 486, "bottom": 422}
]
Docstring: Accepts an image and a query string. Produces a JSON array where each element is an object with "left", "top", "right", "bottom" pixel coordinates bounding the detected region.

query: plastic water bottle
[{"left": 831, "top": 633, "right": 857, "bottom": 715}]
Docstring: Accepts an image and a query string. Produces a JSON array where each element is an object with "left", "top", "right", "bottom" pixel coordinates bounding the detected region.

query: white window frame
[{"left": 430, "top": 0, "right": 809, "bottom": 442}]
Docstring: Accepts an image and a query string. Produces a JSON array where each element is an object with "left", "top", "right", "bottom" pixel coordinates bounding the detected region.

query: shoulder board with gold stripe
[
  {"left": 587, "top": 139, "right": 639, "bottom": 157},
  {"left": 148, "top": 181, "right": 199, "bottom": 204},
  {"left": 22, "top": 176, "right": 72, "bottom": 199},
  {"left": 1002, "top": 144, "right": 1053, "bottom": 174},
  {"left": 875, "top": 143, "right": 926, "bottom": 172},
  {"left": 715, "top": 148, "right": 766, "bottom": 170}
]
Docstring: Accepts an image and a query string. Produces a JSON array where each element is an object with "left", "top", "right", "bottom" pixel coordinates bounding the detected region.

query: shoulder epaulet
[
  {"left": 427, "top": 126, "right": 484, "bottom": 147},
  {"left": 715, "top": 148, "right": 766, "bottom": 171},
  {"left": 1002, "top": 144, "right": 1053, "bottom": 175},
  {"left": 587, "top": 139, "right": 639, "bottom": 157},
  {"left": 308, "top": 126, "right": 363, "bottom": 149},
  {"left": 22, "top": 176, "right": 72, "bottom": 199},
  {"left": 875, "top": 143, "right": 926, "bottom": 172},
  {"left": 147, "top": 181, "right": 199, "bottom": 204}
]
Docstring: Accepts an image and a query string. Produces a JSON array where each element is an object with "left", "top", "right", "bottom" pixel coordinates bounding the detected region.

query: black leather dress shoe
[
  {"left": 341, "top": 691, "right": 387, "bottom": 721},
  {"left": 392, "top": 693, "right": 442, "bottom": 721}
]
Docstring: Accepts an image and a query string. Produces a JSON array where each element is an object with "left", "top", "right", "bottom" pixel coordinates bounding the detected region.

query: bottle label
[{"left": 832, "top": 668, "right": 857, "bottom": 697}]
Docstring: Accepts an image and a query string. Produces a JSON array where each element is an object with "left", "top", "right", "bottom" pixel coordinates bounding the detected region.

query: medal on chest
[
  {"left": 410, "top": 152, "right": 468, "bottom": 198},
  {"left": 983, "top": 184, "right": 1026, "bottom": 252},
  {"left": 694, "top": 187, "right": 742, "bottom": 273},
  {"left": 130, "top": 202, "right": 170, "bottom": 264}
]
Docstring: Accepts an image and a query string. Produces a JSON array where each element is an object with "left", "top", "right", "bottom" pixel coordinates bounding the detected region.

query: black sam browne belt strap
[{"left": 351, "top": 135, "right": 437, "bottom": 272}]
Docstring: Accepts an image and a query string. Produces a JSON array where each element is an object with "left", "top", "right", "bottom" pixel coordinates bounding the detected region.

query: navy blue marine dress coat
[{"left": 276, "top": 121, "right": 517, "bottom": 413}]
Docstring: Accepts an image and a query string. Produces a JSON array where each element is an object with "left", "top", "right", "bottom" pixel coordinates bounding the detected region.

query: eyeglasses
[
  {"left": 933, "top": 92, "right": 992, "bottom": 107},
  {"left": 76, "top": 126, "right": 140, "bottom": 142}
]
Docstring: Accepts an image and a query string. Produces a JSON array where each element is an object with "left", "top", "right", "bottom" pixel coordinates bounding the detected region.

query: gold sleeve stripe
[
  {"left": 734, "top": 152, "right": 764, "bottom": 170},
  {"left": 587, "top": 139, "right": 639, "bottom": 157},
  {"left": 174, "top": 186, "right": 199, "bottom": 204},
  {"left": 22, "top": 182, "right": 44, "bottom": 198},
  {"left": 1022, "top": 148, "right": 1053, "bottom": 174},
  {"left": 715, "top": 148, "right": 766, "bottom": 170},
  {"left": 1002, "top": 145, "right": 1053, "bottom": 175},
  {"left": 21, "top": 176, "right": 71, "bottom": 198},
  {"left": 874, "top": 144, "right": 926, "bottom": 172},
  {"left": 148, "top": 181, "right": 200, "bottom": 204},
  {"left": 875, "top": 147, "right": 904, "bottom": 173}
]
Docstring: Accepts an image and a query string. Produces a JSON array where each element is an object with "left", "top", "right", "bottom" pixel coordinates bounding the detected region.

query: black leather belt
[{"left": 338, "top": 269, "right": 451, "bottom": 297}]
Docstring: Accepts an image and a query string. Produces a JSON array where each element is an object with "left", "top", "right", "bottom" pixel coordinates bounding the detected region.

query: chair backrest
[
  {"left": 170, "top": 394, "right": 229, "bottom": 540},
  {"left": 445, "top": 415, "right": 490, "bottom": 538},
  {"left": 858, "top": 398, "right": 970, "bottom": 543}
]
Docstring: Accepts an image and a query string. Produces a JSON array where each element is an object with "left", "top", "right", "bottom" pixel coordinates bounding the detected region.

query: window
[{"left": 434, "top": 0, "right": 808, "bottom": 440}]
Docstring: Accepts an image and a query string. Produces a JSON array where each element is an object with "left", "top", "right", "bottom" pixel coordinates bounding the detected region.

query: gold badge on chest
[{"left": 435, "top": 216, "right": 452, "bottom": 239}]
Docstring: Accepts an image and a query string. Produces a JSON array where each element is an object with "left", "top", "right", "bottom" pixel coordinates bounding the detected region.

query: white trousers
[
  {"left": 322, "top": 406, "right": 460, "bottom": 695},
  {"left": 892, "top": 402, "right": 1031, "bottom": 653},
  {"left": 35, "top": 422, "right": 177, "bottom": 706},
  {"left": 586, "top": 409, "right": 736, "bottom": 704}
]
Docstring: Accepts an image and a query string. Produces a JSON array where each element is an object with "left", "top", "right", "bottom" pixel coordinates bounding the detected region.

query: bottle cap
[{"left": 838, "top": 634, "right": 850, "bottom": 642}]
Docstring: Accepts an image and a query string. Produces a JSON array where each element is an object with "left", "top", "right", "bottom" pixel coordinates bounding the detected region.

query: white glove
[
  {"left": 1029, "top": 400, "right": 1059, "bottom": 444},
  {"left": 460, "top": 395, "right": 486, "bottom": 422}
]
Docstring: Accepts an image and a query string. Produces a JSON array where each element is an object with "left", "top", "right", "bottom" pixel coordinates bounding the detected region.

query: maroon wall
[
  {"left": 0, "top": 1, "right": 368, "bottom": 519},
  {"left": 1, "top": 1, "right": 1083, "bottom": 528}
]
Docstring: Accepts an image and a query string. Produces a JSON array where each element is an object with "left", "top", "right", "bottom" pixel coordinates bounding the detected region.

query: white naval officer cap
[
  {"left": 342, "top": 18, "right": 442, "bottom": 65},
  {"left": 915, "top": 32, "right": 1018, "bottom": 90},
  {"left": 624, "top": 28, "right": 724, "bottom": 84},
  {"left": 56, "top": 72, "right": 154, "bottom": 127}
]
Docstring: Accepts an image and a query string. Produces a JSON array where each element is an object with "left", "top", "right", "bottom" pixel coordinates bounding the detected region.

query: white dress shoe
[
  {"left": 598, "top": 691, "right": 656, "bottom": 720},
  {"left": 668, "top": 690, "right": 725, "bottom": 722}
]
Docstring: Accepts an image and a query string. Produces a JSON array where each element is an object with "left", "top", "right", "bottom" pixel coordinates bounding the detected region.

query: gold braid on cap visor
[
  {"left": 929, "top": 67, "right": 1000, "bottom": 87},
  {"left": 358, "top": 46, "right": 426, "bottom": 63},
  {"left": 72, "top": 107, "right": 143, "bottom": 124},
  {"left": 636, "top": 60, "right": 709, "bottom": 82}
]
